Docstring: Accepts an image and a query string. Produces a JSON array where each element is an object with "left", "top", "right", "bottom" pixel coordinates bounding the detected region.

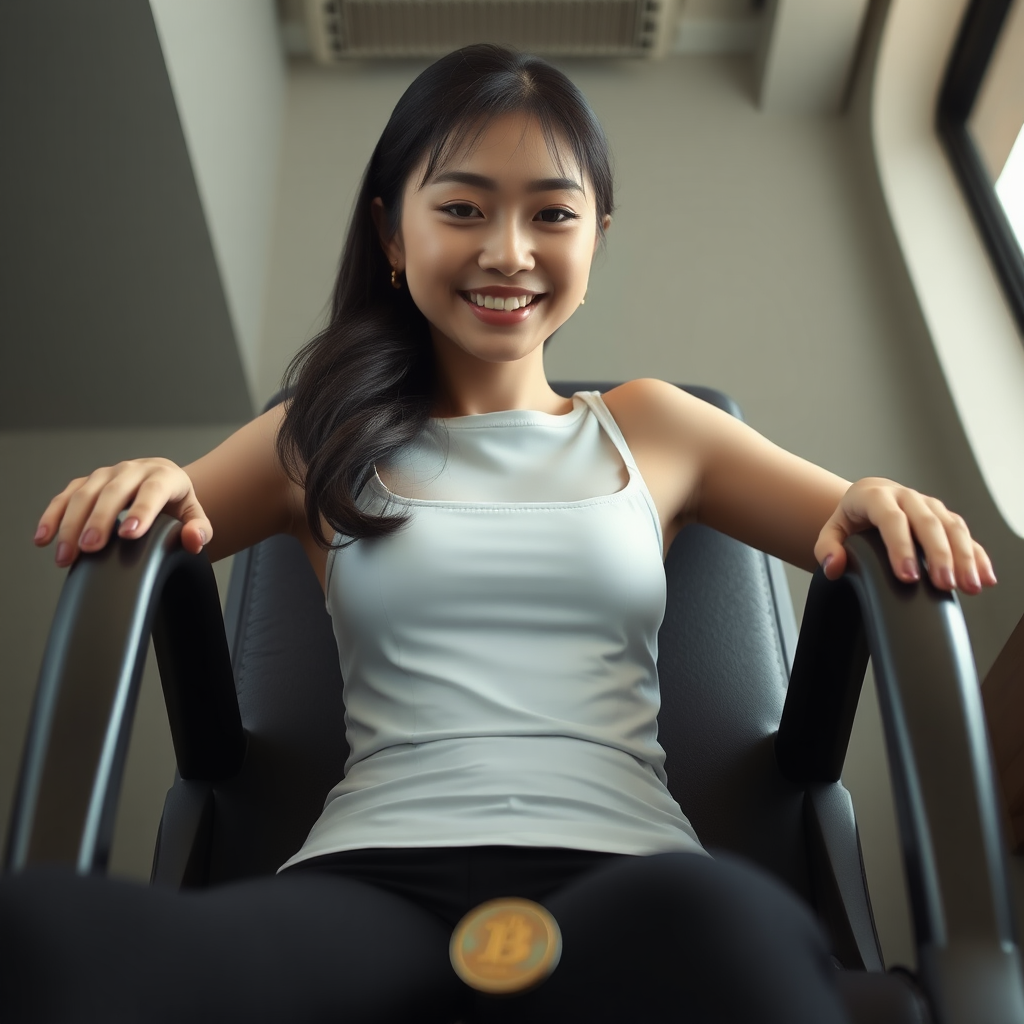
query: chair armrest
[
  {"left": 776, "top": 528, "right": 1024, "bottom": 1024},
  {"left": 4, "top": 514, "right": 244, "bottom": 875}
]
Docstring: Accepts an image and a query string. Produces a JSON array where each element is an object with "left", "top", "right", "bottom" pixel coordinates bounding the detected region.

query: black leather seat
[{"left": 6, "top": 383, "right": 1023, "bottom": 1024}]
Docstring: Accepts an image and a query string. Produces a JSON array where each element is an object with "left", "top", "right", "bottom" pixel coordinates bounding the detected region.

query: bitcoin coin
[{"left": 450, "top": 897, "right": 562, "bottom": 994}]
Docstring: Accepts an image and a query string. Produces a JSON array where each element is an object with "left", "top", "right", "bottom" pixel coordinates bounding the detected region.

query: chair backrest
[{"left": 160, "top": 383, "right": 845, "bottom": 926}]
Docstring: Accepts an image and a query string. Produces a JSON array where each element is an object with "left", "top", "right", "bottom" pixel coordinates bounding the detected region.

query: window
[{"left": 939, "top": 0, "right": 1024, "bottom": 338}]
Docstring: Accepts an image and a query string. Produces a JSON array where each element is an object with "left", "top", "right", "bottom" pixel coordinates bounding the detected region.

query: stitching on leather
[
  {"left": 235, "top": 542, "right": 262, "bottom": 696},
  {"left": 756, "top": 551, "right": 787, "bottom": 695}
]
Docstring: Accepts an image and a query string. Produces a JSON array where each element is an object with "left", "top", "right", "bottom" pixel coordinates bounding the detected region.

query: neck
[{"left": 429, "top": 333, "right": 571, "bottom": 419}]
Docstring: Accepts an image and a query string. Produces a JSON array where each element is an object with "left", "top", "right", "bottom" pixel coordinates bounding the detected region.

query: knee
[
  {"left": 550, "top": 850, "right": 824, "bottom": 957},
  {"left": 477, "top": 854, "right": 844, "bottom": 1024},
  {"left": 651, "top": 851, "right": 822, "bottom": 943}
]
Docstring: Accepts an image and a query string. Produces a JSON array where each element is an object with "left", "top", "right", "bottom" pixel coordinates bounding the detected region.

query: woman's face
[{"left": 377, "top": 113, "right": 609, "bottom": 369}]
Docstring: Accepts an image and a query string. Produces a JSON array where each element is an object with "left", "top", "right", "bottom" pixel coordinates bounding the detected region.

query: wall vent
[{"left": 304, "top": 0, "right": 680, "bottom": 60}]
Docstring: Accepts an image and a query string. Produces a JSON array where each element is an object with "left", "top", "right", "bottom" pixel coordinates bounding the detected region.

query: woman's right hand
[{"left": 33, "top": 457, "right": 213, "bottom": 567}]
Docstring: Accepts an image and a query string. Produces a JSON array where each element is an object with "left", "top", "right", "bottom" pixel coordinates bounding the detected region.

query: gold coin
[{"left": 450, "top": 897, "right": 562, "bottom": 995}]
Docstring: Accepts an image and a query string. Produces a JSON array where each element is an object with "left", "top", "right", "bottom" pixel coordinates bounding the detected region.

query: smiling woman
[
  {"left": 372, "top": 111, "right": 609, "bottom": 400},
  {"left": 273, "top": 49, "right": 616, "bottom": 553},
  {"left": 8, "top": 41, "right": 999, "bottom": 1024}
]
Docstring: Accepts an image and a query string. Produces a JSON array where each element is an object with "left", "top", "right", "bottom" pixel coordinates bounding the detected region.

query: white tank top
[{"left": 279, "top": 392, "right": 707, "bottom": 869}]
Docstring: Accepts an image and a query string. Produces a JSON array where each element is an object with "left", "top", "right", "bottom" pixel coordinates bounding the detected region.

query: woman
[{"left": 9, "top": 43, "right": 994, "bottom": 1023}]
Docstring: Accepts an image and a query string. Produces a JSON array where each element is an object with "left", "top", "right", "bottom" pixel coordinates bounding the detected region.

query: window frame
[{"left": 938, "top": 0, "right": 1024, "bottom": 339}]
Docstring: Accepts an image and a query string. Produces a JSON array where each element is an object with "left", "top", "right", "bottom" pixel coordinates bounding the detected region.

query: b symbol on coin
[{"left": 450, "top": 898, "right": 562, "bottom": 994}]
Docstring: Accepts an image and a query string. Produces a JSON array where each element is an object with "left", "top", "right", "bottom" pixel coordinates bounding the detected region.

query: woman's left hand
[{"left": 813, "top": 477, "right": 997, "bottom": 594}]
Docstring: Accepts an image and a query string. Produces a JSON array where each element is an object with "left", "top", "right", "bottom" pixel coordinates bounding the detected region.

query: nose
[{"left": 478, "top": 214, "right": 535, "bottom": 277}]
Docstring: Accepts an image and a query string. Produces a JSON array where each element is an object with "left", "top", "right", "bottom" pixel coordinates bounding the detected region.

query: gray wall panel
[{"left": 0, "top": 0, "right": 252, "bottom": 427}]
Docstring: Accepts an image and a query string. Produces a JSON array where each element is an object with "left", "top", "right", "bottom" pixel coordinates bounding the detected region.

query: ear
[
  {"left": 594, "top": 214, "right": 612, "bottom": 253},
  {"left": 371, "top": 197, "right": 405, "bottom": 270}
]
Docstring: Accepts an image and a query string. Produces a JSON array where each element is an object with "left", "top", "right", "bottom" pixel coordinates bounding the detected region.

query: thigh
[
  {"left": 469, "top": 851, "right": 851, "bottom": 1024},
  {"left": 0, "top": 865, "right": 466, "bottom": 1024}
]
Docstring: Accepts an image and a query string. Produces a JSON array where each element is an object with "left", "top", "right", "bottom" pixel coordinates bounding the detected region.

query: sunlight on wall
[{"left": 997, "top": 125, "right": 1024, "bottom": 255}]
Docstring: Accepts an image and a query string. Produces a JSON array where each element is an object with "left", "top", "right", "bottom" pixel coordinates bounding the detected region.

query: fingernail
[
  {"left": 902, "top": 558, "right": 920, "bottom": 581},
  {"left": 33, "top": 523, "right": 47, "bottom": 542},
  {"left": 56, "top": 542, "right": 71, "bottom": 565},
  {"left": 967, "top": 568, "right": 981, "bottom": 592},
  {"left": 120, "top": 517, "right": 140, "bottom": 535},
  {"left": 988, "top": 567, "right": 999, "bottom": 585},
  {"left": 822, "top": 554, "right": 833, "bottom": 573},
  {"left": 940, "top": 565, "right": 955, "bottom": 589},
  {"left": 80, "top": 528, "right": 100, "bottom": 549},
  {"left": 198, "top": 529, "right": 208, "bottom": 546}
]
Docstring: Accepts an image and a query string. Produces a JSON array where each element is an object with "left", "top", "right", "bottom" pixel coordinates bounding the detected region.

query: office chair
[{"left": 6, "top": 383, "right": 1023, "bottom": 1024}]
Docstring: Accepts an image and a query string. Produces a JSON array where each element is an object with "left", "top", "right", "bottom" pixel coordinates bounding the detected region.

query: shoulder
[
  {"left": 598, "top": 378, "right": 755, "bottom": 512},
  {"left": 599, "top": 378, "right": 723, "bottom": 441},
  {"left": 600, "top": 378, "right": 705, "bottom": 409},
  {"left": 596, "top": 380, "right": 716, "bottom": 537}
]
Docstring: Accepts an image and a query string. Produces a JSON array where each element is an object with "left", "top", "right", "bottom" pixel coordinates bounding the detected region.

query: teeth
[{"left": 468, "top": 292, "right": 536, "bottom": 311}]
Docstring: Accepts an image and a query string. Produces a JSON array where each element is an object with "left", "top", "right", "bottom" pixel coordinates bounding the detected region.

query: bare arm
[
  {"left": 182, "top": 403, "right": 301, "bottom": 563},
  {"left": 610, "top": 379, "right": 995, "bottom": 594},
  {"left": 35, "top": 403, "right": 302, "bottom": 568},
  {"left": 690, "top": 397, "right": 849, "bottom": 574}
]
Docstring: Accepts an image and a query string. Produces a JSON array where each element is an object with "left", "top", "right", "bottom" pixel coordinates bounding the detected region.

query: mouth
[
  {"left": 461, "top": 291, "right": 542, "bottom": 311},
  {"left": 459, "top": 291, "right": 546, "bottom": 325}
]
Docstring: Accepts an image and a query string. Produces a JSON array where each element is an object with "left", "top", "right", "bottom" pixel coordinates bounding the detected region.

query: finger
[
  {"left": 860, "top": 494, "right": 923, "bottom": 583},
  {"left": 52, "top": 468, "right": 120, "bottom": 566},
  {"left": 975, "top": 541, "right": 998, "bottom": 586},
  {"left": 897, "top": 492, "right": 955, "bottom": 589},
  {"left": 34, "top": 478, "right": 89, "bottom": 547},
  {"left": 111, "top": 472, "right": 185, "bottom": 541},
  {"left": 933, "top": 504, "right": 981, "bottom": 594},
  {"left": 76, "top": 464, "right": 163, "bottom": 553},
  {"left": 117, "top": 475, "right": 212, "bottom": 555},
  {"left": 179, "top": 516, "right": 212, "bottom": 555},
  {"left": 157, "top": 491, "right": 212, "bottom": 555},
  {"left": 813, "top": 519, "right": 850, "bottom": 580},
  {"left": 974, "top": 544, "right": 991, "bottom": 585}
]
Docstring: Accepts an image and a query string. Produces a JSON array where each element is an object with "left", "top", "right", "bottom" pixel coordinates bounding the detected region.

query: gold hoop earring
[{"left": 390, "top": 267, "right": 403, "bottom": 290}]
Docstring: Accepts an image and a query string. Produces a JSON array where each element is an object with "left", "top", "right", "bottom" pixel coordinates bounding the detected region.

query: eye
[
  {"left": 536, "top": 208, "right": 578, "bottom": 224},
  {"left": 440, "top": 203, "right": 480, "bottom": 219}
]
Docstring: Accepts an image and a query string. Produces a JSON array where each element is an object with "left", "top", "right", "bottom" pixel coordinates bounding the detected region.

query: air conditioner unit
[{"left": 303, "top": 0, "right": 681, "bottom": 60}]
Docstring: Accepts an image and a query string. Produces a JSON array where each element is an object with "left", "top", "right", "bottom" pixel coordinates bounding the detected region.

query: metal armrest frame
[
  {"left": 776, "top": 528, "right": 1024, "bottom": 1024},
  {"left": 3, "top": 514, "right": 244, "bottom": 875}
]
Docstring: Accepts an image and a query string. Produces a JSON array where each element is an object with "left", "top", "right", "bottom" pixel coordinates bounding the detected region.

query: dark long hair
[{"left": 276, "top": 44, "right": 615, "bottom": 547}]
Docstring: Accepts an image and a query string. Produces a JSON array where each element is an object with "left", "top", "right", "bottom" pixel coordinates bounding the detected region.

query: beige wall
[
  {"left": 5, "top": 44, "right": 1024, "bottom": 970},
  {"left": 150, "top": 0, "right": 286, "bottom": 408},
  {"left": 0, "top": 0, "right": 253, "bottom": 430}
]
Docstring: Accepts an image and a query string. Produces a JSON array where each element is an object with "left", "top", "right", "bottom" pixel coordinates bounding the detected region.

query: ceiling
[{"left": 275, "top": 0, "right": 770, "bottom": 58}]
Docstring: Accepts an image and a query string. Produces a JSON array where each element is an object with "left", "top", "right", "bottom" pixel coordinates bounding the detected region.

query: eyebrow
[{"left": 428, "top": 170, "right": 584, "bottom": 194}]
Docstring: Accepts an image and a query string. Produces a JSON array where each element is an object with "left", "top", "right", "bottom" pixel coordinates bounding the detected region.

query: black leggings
[{"left": 1, "top": 847, "right": 851, "bottom": 1023}]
